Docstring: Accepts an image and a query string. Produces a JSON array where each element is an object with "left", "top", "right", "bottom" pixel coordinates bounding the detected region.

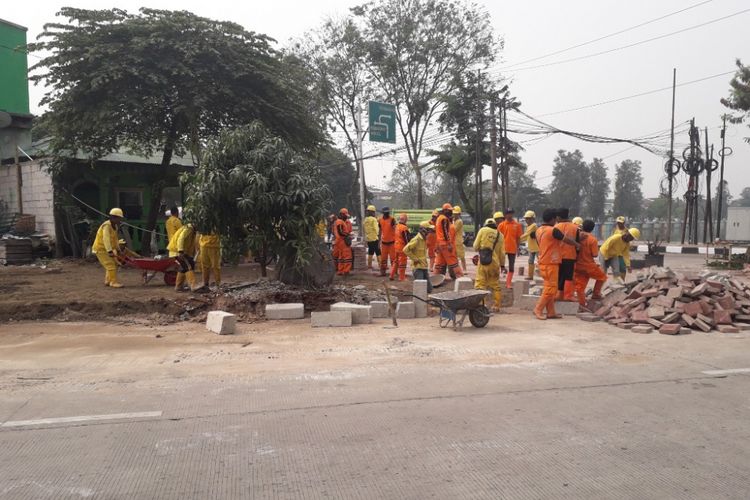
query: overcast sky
[{"left": 4, "top": 0, "right": 749, "bottom": 200}]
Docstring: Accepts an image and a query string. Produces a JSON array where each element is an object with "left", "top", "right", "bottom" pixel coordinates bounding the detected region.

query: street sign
[{"left": 368, "top": 101, "right": 396, "bottom": 144}]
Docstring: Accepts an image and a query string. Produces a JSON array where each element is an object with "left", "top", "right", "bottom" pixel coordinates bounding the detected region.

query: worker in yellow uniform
[
  {"left": 199, "top": 232, "right": 222, "bottom": 287},
  {"left": 165, "top": 206, "right": 182, "bottom": 242},
  {"left": 116, "top": 239, "right": 141, "bottom": 260},
  {"left": 612, "top": 216, "right": 628, "bottom": 280},
  {"left": 452, "top": 206, "right": 466, "bottom": 271},
  {"left": 520, "top": 210, "right": 538, "bottom": 280},
  {"left": 167, "top": 222, "right": 200, "bottom": 291},
  {"left": 600, "top": 228, "right": 640, "bottom": 283},
  {"left": 403, "top": 221, "right": 434, "bottom": 293},
  {"left": 92, "top": 208, "right": 125, "bottom": 288},
  {"left": 473, "top": 218, "right": 505, "bottom": 311},
  {"left": 363, "top": 205, "right": 381, "bottom": 271}
]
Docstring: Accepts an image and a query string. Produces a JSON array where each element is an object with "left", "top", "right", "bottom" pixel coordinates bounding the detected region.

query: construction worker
[
  {"left": 473, "top": 218, "right": 505, "bottom": 311},
  {"left": 116, "top": 239, "right": 141, "bottom": 260},
  {"left": 554, "top": 208, "right": 582, "bottom": 302},
  {"left": 498, "top": 208, "right": 523, "bottom": 289},
  {"left": 600, "top": 227, "right": 641, "bottom": 282},
  {"left": 612, "top": 216, "right": 628, "bottom": 280},
  {"left": 378, "top": 207, "right": 397, "bottom": 276},
  {"left": 520, "top": 210, "right": 538, "bottom": 280},
  {"left": 574, "top": 220, "right": 607, "bottom": 311},
  {"left": 533, "top": 209, "right": 580, "bottom": 320},
  {"left": 167, "top": 221, "right": 200, "bottom": 291},
  {"left": 572, "top": 216, "right": 583, "bottom": 228},
  {"left": 199, "top": 232, "right": 222, "bottom": 287},
  {"left": 364, "top": 205, "right": 381, "bottom": 271},
  {"left": 403, "top": 221, "right": 433, "bottom": 293},
  {"left": 427, "top": 209, "right": 438, "bottom": 271},
  {"left": 390, "top": 213, "right": 411, "bottom": 281},
  {"left": 452, "top": 206, "right": 467, "bottom": 271},
  {"left": 165, "top": 206, "right": 182, "bottom": 242},
  {"left": 434, "top": 203, "right": 463, "bottom": 279},
  {"left": 92, "top": 208, "right": 125, "bottom": 288},
  {"left": 332, "top": 208, "right": 353, "bottom": 276}
]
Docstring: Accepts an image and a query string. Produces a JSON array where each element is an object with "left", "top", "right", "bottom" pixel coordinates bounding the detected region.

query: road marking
[
  {"left": 702, "top": 368, "right": 750, "bottom": 376},
  {"left": 1, "top": 411, "right": 162, "bottom": 428}
]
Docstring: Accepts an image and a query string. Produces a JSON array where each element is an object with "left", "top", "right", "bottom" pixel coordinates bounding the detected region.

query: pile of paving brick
[{"left": 579, "top": 267, "right": 750, "bottom": 335}]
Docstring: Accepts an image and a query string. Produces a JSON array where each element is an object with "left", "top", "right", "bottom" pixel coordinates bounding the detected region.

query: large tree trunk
[
  {"left": 413, "top": 161, "right": 423, "bottom": 208},
  {"left": 141, "top": 125, "right": 177, "bottom": 255}
]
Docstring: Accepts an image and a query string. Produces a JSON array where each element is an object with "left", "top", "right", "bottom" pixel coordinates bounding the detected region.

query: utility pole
[
  {"left": 356, "top": 107, "right": 366, "bottom": 240},
  {"left": 667, "top": 68, "right": 676, "bottom": 243},
  {"left": 14, "top": 137, "right": 23, "bottom": 213},
  {"left": 475, "top": 69, "right": 483, "bottom": 225},
  {"left": 716, "top": 115, "right": 727, "bottom": 239},
  {"left": 490, "top": 100, "right": 498, "bottom": 212},
  {"left": 502, "top": 98, "right": 509, "bottom": 209},
  {"left": 703, "top": 127, "right": 713, "bottom": 243}
]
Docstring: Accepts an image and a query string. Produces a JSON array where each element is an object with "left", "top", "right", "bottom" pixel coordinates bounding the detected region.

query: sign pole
[{"left": 357, "top": 107, "right": 366, "bottom": 240}]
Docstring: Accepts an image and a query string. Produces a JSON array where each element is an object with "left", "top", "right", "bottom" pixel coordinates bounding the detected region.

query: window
[{"left": 116, "top": 189, "right": 143, "bottom": 220}]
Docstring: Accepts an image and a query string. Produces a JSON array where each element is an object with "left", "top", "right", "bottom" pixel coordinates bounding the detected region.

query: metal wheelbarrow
[{"left": 408, "top": 289, "right": 491, "bottom": 330}]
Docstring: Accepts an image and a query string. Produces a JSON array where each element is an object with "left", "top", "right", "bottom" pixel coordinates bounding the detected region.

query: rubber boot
[
  {"left": 527, "top": 264, "right": 535, "bottom": 280},
  {"left": 104, "top": 270, "right": 111, "bottom": 286},
  {"left": 592, "top": 280, "right": 604, "bottom": 300},
  {"left": 109, "top": 269, "right": 123, "bottom": 288},
  {"left": 186, "top": 270, "right": 199, "bottom": 291},
  {"left": 563, "top": 280, "right": 576, "bottom": 301},
  {"left": 492, "top": 290, "right": 502, "bottom": 312},
  {"left": 505, "top": 271, "right": 514, "bottom": 289},
  {"left": 174, "top": 272, "right": 186, "bottom": 292}
]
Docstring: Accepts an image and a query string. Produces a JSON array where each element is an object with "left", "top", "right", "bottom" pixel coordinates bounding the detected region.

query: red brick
[
  {"left": 666, "top": 287, "right": 683, "bottom": 299},
  {"left": 693, "top": 319, "right": 712, "bottom": 332},
  {"left": 689, "top": 283, "right": 709, "bottom": 297},
  {"left": 662, "top": 312, "right": 681, "bottom": 324},
  {"left": 630, "top": 310, "right": 650, "bottom": 323},
  {"left": 647, "top": 306, "right": 665, "bottom": 319},
  {"left": 697, "top": 313, "right": 716, "bottom": 327},
  {"left": 699, "top": 301, "right": 713, "bottom": 316},
  {"left": 641, "top": 288, "right": 660, "bottom": 298},
  {"left": 718, "top": 325, "right": 740, "bottom": 333},
  {"left": 713, "top": 310, "right": 733, "bottom": 325},
  {"left": 631, "top": 326, "right": 653, "bottom": 334},
  {"left": 659, "top": 324, "right": 682, "bottom": 335},
  {"left": 647, "top": 318, "right": 664, "bottom": 329},
  {"left": 651, "top": 295, "right": 674, "bottom": 308},
  {"left": 625, "top": 290, "right": 642, "bottom": 300},
  {"left": 618, "top": 323, "right": 636, "bottom": 330},
  {"left": 717, "top": 295, "right": 736, "bottom": 310},
  {"left": 683, "top": 301, "right": 702, "bottom": 317},
  {"left": 681, "top": 314, "right": 695, "bottom": 327},
  {"left": 680, "top": 328, "right": 693, "bottom": 335},
  {"left": 594, "top": 306, "right": 611, "bottom": 317}
]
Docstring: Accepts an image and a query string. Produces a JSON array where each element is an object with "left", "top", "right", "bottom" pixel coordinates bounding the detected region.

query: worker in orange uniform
[
  {"left": 533, "top": 209, "right": 580, "bottom": 320},
  {"left": 390, "top": 213, "right": 411, "bottom": 281},
  {"left": 554, "top": 208, "right": 582, "bottom": 301},
  {"left": 93, "top": 208, "right": 125, "bottom": 288},
  {"left": 427, "top": 209, "right": 438, "bottom": 271},
  {"left": 498, "top": 208, "right": 523, "bottom": 289},
  {"left": 378, "top": 207, "right": 397, "bottom": 277},
  {"left": 452, "top": 206, "right": 466, "bottom": 271},
  {"left": 574, "top": 220, "right": 607, "bottom": 310},
  {"left": 333, "top": 208, "right": 353, "bottom": 276},
  {"left": 434, "top": 203, "right": 463, "bottom": 279}
]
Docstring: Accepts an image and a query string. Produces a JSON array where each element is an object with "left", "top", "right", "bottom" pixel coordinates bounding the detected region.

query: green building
[{"left": 0, "top": 18, "right": 32, "bottom": 162}]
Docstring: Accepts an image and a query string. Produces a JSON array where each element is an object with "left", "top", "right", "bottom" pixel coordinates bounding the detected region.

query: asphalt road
[{"left": 2, "top": 313, "right": 750, "bottom": 499}]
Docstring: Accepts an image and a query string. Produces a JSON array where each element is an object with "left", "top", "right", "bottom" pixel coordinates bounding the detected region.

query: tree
[
  {"left": 182, "top": 123, "right": 330, "bottom": 280},
  {"left": 30, "top": 7, "right": 323, "bottom": 253},
  {"left": 613, "top": 159, "right": 644, "bottom": 218},
  {"left": 721, "top": 59, "right": 750, "bottom": 143},
  {"left": 644, "top": 196, "right": 685, "bottom": 220},
  {"left": 732, "top": 187, "right": 750, "bottom": 207},
  {"left": 547, "top": 150, "right": 590, "bottom": 216},
  {"left": 317, "top": 147, "right": 360, "bottom": 213},
  {"left": 509, "top": 167, "right": 548, "bottom": 217},
  {"left": 386, "top": 161, "right": 439, "bottom": 209},
  {"left": 585, "top": 158, "right": 609, "bottom": 221},
  {"left": 353, "top": 0, "right": 499, "bottom": 207}
]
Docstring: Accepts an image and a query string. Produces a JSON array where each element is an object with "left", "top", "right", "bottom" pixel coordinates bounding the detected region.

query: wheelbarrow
[
  {"left": 121, "top": 256, "right": 179, "bottom": 286},
  {"left": 408, "top": 289, "right": 491, "bottom": 330}
]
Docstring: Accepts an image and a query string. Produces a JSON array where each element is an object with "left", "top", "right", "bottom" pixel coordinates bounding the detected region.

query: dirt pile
[{"left": 583, "top": 267, "right": 750, "bottom": 334}]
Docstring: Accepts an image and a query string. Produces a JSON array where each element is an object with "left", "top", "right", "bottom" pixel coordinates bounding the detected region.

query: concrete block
[
  {"left": 659, "top": 323, "right": 681, "bottom": 335},
  {"left": 265, "top": 303, "right": 305, "bottom": 320},
  {"left": 454, "top": 277, "right": 474, "bottom": 291},
  {"left": 554, "top": 300, "right": 580, "bottom": 316},
  {"left": 370, "top": 301, "right": 389, "bottom": 319},
  {"left": 718, "top": 324, "right": 740, "bottom": 333},
  {"left": 331, "top": 302, "right": 372, "bottom": 324},
  {"left": 206, "top": 311, "right": 236, "bottom": 335},
  {"left": 632, "top": 325, "right": 653, "bottom": 334},
  {"left": 396, "top": 301, "right": 416, "bottom": 319},
  {"left": 311, "top": 310, "right": 352, "bottom": 327},
  {"left": 413, "top": 280, "right": 428, "bottom": 318},
  {"left": 517, "top": 294, "right": 540, "bottom": 311}
]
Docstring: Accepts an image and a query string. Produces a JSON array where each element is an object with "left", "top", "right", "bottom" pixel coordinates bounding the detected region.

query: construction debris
[{"left": 585, "top": 267, "right": 750, "bottom": 334}]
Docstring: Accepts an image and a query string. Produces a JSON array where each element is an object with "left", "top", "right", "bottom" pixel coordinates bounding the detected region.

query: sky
[{"left": 3, "top": 0, "right": 749, "bottom": 200}]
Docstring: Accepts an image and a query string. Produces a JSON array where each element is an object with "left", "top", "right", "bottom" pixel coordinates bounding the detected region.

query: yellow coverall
[
  {"left": 403, "top": 232, "right": 432, "bottom": 292},
  {"left": 520, "top": 222, "right": 539, "bottom": 279},
  {"left": 599, "top": 233, "right": 631, "bottom": 277},
  {"left": 454, "top": 218, "right": 466, "bottom": 270},
  {"left": 167, "top": 224, "right": 199, "bottom": 290},
  {"left": 199, "top": 233, "right": 222, "bottom": 285},
  {"left": 165, "top": 215, "right": 182, "bottom": 243},
  {"left": 473, "top": 226, "right": 506, "bottom": 310},
  {"left": 92, "top": 220, "right": 122, "bottom": 287}
]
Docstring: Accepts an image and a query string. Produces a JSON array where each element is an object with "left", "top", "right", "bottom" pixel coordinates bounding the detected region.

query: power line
[
  {"left": 498, "top": 0, "right": 714, "bottom": 70},
  {"left": 491, "top": 7, "right": 750, "bottom": 74}
]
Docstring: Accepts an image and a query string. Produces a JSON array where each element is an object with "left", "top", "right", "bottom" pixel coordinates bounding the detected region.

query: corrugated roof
[{"left": 19, "top": 138, "right": 196, "bottom": 167}]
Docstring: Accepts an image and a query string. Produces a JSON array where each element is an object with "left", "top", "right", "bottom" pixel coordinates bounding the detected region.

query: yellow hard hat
[
  {"left": 484, "top": 218, "right": 496, "bottom": 226},
  {"left": 118, "top": 239, "right": 126, "bottom": 245},
  {"left": 572, "top": 217, "right": 583, "bottom": 226},
  {"left": 109, "top": 208, "right": 124, "bottom": 218},
  {"left": 616, "top": 216, "right": 625, "bottom": 223},
  {"left": 493, "top": 211, "right": 504, "bottom": 219},
  {"left": 628, "top": 228, "right": 641, "bottom": 239},
  {"left": 419, "top": 220, "right": 432, "bottom": 229},
  {"left": 367, "top": 205, "right": 376, "bottom": 212},
  {"left": 453, "top": 205, "right": 461, "bottom": 214},
  {"left": 432, "top": 209, "right": 439, "bottom": 216},
  {"left": 523, "top": 210, "right": 535, "bottom": 219}
]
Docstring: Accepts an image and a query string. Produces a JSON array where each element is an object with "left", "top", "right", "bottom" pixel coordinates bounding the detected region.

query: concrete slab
[
  {"left": 396, "top": 301, "right": 416, "bottom": 319},
  {"left": 331, "top": 302, "right": 372, "bottom": 324},
  {"left": 512, "top": 280, "right": 530, "bottom": 302},
  {"left": 454, "top": 277, "right": 474, "bottom": 291},
  {"left": 206, "top": 311, "right": 236, "bottom": 335},
  {"left": 265, "top": 303, "right": 305, "bottom": 320},
  {"left": 516, "top": 294, "right": 539, "bottom": 311},
  {"left": 370, "top": 301, "right": 389, "bottom": 319},
  {"left": 311, "top": 311, "right": 352, "bottom": 328},
  {"left": 413, "top": 280, "right": 428, "bottom": 319}
]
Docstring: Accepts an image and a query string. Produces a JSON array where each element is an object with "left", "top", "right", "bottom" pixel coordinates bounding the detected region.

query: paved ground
[{"left": 1, "top": 307, "right": 750, "bottom": 499}]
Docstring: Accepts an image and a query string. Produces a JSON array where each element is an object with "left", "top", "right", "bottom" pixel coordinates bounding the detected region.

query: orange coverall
[
  {"left": 390, "top": 222, "right": 411, "bottom": 281},
  {"left": 574, "top": 232, "right": 607, "bottom": 305},
  {"left": 554, "top": 220, "right": 580, "bottom": 301},
  {"left": 379, "top": 216, "right": 397, "bottom": 276},
  {"left": 434, "top": 214, "right": 462, "bottom": 278},
  {"left": 427, "top": 221, "right": 437, "bottom": 271},
  {"left": 333, "top": 218, "right": 353, "bottom": 275},
  {"left": 534, "top": 224, "right": 564, "bottom": 319}
]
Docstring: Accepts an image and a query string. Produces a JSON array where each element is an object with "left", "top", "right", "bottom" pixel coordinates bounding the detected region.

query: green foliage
[
  {"left": 731, "top": 186, "right": 750, "bottom": 207},
  {"left": 586, "top": 158, "right": 610, "bottom": 221},
  {"left": 644, "top": 196, "right": 685, "bottom": 220},
  {"left": 317, "top": 147, "right": 360, "bottom": 212},
  {"left": 182, "top": 123, "right": 331, "bottom": 277},
  {"left": 613, "top": 159, "right": 644, "bottom": 218},
  {"left": 721, "top": 59, "right": 750, "bottom": 143},
  {"left": 509, "top": 167, "right": 548, "bottom": 217},
  {"left": 547, "top": 150, "right": 590, "bottom": 216}
]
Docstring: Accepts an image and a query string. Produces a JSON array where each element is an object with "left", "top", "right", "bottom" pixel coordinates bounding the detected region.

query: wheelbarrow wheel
[
  {"left": 164, "top": 271, "right": 177, "bottom": 286},
  {"left": 468, "top": 306, "right": 490, "bottom": 328}
]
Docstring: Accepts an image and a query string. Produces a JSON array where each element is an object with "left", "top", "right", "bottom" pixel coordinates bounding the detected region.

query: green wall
[{"left": 0, "top": 19, "right": 30, "bottom": 115}]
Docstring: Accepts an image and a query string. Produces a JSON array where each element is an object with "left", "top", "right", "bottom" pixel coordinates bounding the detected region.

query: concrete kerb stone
[
  {"left": 512, "top": 280, "right": 530, "bottom": 302},
  {"left": 369, "top": 301, "right": 389, "bottom": 319},
  {"left": 330, "top": 302, "right": 372, "bottom": 324},
  {"left": 454, "top": 277, "right": 474, "bottom": 292},
  {"left": 397, "top": 301, "right": 416, "bottom": 319},
  {"left": 206, "top": 311, "right": 236, "bottom": 335},
  {"left": 554, "top": 301, "right": 580, "bottom": 315},
  {"left": 516, "top": 294, "right": 539, "bottom": 311},
  {"left": 311, "top": 310, "right": 352, "bottom": 328},
  {"left": 265, "top": 303, "right": 305, "bottom": 320},
  {"left": 413, "top": 280, "right": 428, "bottom": 318}
]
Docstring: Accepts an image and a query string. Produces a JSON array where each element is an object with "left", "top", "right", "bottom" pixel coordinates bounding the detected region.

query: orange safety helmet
[
  {"left": 339, "top": 208, "right": 349, "bottom": 215},
  {"left": 442, "top": 203, "right": 453, "bottom": 211},
  {"left": 398, "top": 213, "right": 408, "bottom": 223}
]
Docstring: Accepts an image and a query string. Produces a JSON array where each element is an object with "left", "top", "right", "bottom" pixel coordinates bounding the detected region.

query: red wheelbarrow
[{"left": 121, "top": 256, "right": 179, "bottom": 286}]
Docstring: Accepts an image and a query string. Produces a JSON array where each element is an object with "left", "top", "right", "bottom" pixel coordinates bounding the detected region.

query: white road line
[
  {"left": 1, "top": 411, "right": 162, "bottom": 428},
  {"left": 702, "top": 368, "right": 750, "bottom": 376}
]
